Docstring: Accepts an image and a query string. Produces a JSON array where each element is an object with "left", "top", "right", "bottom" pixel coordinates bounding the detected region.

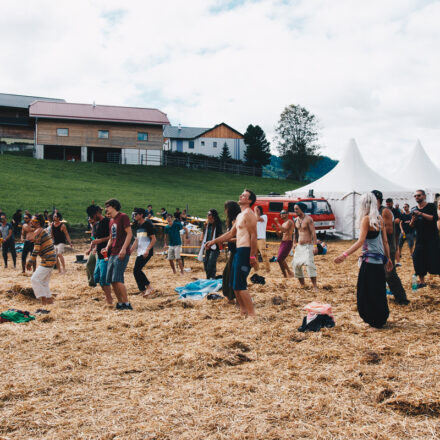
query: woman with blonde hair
[{"left": 335, "top": 193, "right": 393, "bottom": 329}]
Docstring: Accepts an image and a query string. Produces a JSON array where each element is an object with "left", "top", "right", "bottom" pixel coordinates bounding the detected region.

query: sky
[{"left": 1, "top": 0, "right": 440, "bottom": 174}]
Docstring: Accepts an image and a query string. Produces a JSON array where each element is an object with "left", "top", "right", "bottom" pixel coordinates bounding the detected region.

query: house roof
[
  {"left": 164, "top": 123, "right": 243, "bottom": 139},
  {"left": 164, "top": 125, "right": 209, "bottom": 139},
  {"left": 0, "top": 93, "right": 65, "bottom": 109},
  {"left": 29, "top": 101, "right": 170, "bottom": 126}
]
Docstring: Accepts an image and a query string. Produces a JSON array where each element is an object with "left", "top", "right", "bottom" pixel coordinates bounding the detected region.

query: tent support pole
[{"left": 352, "top": 192, "right": 355, "bottom": 240}]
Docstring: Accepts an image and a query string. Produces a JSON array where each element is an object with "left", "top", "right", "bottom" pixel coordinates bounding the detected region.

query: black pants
[
  {"left": 222, "top": 250, "right": 236, "bottom": 300},
  {"left": 386, "top": 249, "right": 408, "bottom": 303},
  {"left": 413, "top": 240, "right": 440, "bottom": 277},
  {"left": 22, "top": 240, "right": 34, "bottom": 263},
  {"left": 204, "top": 248, "right": 219, "bottom": 279},
  {"left": 357, "top": 262, "right": 389, "bottom": 328},
  {"left": 2, "top": 239, "right": 16, "bottom": 267},
  {"left": 133, "top": 251, "right": 153, "bottom": 291}
]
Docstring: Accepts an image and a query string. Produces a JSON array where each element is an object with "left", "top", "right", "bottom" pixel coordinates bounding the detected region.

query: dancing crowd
[{"left": 0, "top": 188, "right": 439, "bottom": 327}]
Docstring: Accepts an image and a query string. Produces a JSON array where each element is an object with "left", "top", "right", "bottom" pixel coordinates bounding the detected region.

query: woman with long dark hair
[
  {"left": 335, "top": 193, "right": 393, "bottom": 329},
  {"left": 222, "top": 201, "right": 241, "bottom": 301},
  {"left": 199, "top": 209, "right": 223, "bottom": 278}
]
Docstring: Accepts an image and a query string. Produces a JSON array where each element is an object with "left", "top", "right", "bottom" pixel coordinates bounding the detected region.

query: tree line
[{"left": 231, "top": 104, "right": 322, "bottom": 182}]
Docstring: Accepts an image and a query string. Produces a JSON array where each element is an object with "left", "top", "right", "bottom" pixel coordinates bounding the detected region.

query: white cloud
[{"left": 1, "top": 0, "right": 440, "bottom": 176}]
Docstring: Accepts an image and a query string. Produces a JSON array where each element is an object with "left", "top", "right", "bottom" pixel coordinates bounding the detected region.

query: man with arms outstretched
[
  {"left": 206, "top": 189, "right": 258, "bottom": 317},
  {"left": 292, "top": 203, "right": 318, "bottom": 290}
]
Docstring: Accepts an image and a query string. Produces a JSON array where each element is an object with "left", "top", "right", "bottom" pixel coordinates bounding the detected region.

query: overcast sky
[{"left": 1, "top": 0, "right": 439, "bottom": 173}]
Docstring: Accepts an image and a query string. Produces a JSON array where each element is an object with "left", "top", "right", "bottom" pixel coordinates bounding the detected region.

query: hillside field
[{"left": 0, "top": 155, "right": 299, "bottom": 224}]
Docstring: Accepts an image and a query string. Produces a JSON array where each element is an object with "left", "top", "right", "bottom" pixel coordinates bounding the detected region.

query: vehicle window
[
  {"left": 288, "top": 201, "right": 313, "bottom": 214},
  {"left": 314, "top": 201, "right": 332, "bottom": 214},
  {"left": 269, "top": 202, "right": 283, "bottom": 212}
]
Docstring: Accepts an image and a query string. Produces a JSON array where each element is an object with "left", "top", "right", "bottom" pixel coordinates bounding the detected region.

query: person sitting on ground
[
  {"left": 21, "top": 213, "right": 36, "bottom": 273},
  {"left": 292, "top": 202, "right": 318, "bottom": 290},
  {"left": 164, "top": 214, "right": 188, "bottom": 275},
  {"left": 272, "top": 210, "right": 294, "bottom": 278},
  {"left": 51, "top": 212, "right": 73, "bottom": 274},
  {"left": 28, "top": 214, "right": 57, "bottom": 306},
  {"left": 174, "top": 207, "right": 181, "bottom": 220},
  {"left": 0, "top": 213, "right": 17, "bottom": 269}
]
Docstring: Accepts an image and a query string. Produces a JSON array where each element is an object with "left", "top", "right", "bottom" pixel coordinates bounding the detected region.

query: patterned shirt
[{"left": 31, "top": 229, "right": 56, "bottom": 267}]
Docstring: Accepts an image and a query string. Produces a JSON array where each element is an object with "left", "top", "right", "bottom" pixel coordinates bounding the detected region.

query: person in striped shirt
[{"left": 27, "top": 214, "right": 57, "bottom": 305}]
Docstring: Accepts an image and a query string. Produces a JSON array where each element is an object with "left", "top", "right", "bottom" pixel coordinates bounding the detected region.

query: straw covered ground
[{"left": 0, "top": 239, "right": 439, "bottom": 439}]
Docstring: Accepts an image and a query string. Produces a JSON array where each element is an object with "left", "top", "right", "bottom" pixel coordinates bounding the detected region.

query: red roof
[{"left": 29, "top": 101, "right": 169, "bottom": 126}]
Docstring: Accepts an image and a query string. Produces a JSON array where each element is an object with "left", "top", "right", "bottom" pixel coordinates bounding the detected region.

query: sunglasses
[{"left": 414, "top": 194, "right": 422, "bottom": 198}]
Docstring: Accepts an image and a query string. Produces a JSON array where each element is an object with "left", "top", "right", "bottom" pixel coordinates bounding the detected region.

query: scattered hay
[
  {"left": 5, "top": 284, "right": 36, "bottom": 299},
  {"left": 0, "top": 240, "right": 439, "bottom": 438},
  {"left": 385, "top": 398, "right": 440, "bottom": 416}
]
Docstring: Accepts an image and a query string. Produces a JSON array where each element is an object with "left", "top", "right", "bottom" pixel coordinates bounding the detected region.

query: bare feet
[{"left": 142, "top": 286, "right": 154, "bottom": 297}]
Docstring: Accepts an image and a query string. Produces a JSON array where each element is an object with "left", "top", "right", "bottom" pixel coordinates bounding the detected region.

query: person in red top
[{"left": 102, "top": 199, "right": 133, "bottom": 310}]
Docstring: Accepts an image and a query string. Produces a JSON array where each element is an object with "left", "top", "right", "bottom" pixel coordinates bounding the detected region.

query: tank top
[
  {"left": 52, "top": 223, "right": 66, "bottom": 245},
  {"left": 362, "top": 226, "right": 385, "bottom": 264}
]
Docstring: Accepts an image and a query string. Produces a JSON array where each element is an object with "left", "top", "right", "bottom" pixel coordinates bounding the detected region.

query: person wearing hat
[
  {"left": 292, "top": 202, "right": 318, "bottom": 290},
  {"left": 372, "top": 190, "right": 409, "bottom": 305},
  {"left": 272, "top": 210, "right": 294, "bottom": 278}
]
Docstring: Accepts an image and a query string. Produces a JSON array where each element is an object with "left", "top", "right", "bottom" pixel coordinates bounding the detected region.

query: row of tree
[{"left": 229, "top": 104, "right": 320, "bottom": 181}]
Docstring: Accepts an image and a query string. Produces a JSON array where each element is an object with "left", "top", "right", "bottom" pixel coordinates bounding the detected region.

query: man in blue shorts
[
  {"left": 103, "top": 199, "right": 133, "bottom": 310},
  {"left": 206, "top": 189, "right": 258, "bottom": 317},
  {"left": 86, "top": 205, "right": 112, "bottom": 304}
]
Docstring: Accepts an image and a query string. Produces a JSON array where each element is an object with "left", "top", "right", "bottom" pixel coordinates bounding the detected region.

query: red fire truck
[{"left": 254, "top": 195, "right": 335, "bottom": 234}]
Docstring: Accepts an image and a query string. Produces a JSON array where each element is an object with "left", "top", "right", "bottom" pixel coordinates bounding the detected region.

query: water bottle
[{"left": 411, "top": 274, "right": 418, "bottom": 291}]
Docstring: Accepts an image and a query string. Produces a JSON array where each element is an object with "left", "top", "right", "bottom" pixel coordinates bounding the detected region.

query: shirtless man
[
  {"left": 292, "top": 202, "right": 318, "bottom": 290},
  {"left": 206, "top": 189, "right": 258, "bottom": 317},
  {"left": 21, "top": 213, "right": 36, "bottom": 273},
  {"left": 272, "top": 210, "right": 294, "bottom": 278}
]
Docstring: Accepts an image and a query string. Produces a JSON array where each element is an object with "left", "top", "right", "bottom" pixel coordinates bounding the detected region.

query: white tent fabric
[
  {"left": 390, "top": 139, "right": 440, "bottom": 197},
  {"left": 285, "top": 139, "right": 411, "bottom": 239}
]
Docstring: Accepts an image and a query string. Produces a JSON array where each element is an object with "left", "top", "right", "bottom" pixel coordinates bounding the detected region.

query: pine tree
[
  {"left": 243, "top": 125, "right": 271, "bottom": 167},
  {"left": 219, "top": 142, "right": 232, "bottom": 161}
]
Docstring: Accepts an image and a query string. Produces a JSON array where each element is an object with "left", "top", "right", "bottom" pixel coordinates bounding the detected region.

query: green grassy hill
[{"left": 0, "top": 155, "right": 300, "bottom": 224}]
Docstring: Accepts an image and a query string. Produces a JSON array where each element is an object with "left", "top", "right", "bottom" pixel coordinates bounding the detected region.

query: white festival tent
[
  {"left": 285, "top": 139, "right": 411, "bottom": 239},
  {"left": 390, "top": 139, "right": 440, "bottom": 198}
]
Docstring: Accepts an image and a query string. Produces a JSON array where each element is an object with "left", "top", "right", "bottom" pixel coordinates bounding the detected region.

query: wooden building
[
  {"left": 0, "top": 93, "right": 64, "bottom": 153},
  {"left": 164, "top": 123, "right": 245, "bottom": 161},
  {"left": 29, "top": 101, "right": 170, "bottom": 165}
]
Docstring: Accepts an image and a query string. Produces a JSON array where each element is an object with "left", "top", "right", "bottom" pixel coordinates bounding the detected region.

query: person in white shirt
[{"left": 254, "top": 205, "right": 270, "bottom": 272}]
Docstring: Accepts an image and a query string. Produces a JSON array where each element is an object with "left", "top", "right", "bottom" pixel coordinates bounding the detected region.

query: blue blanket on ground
[{"left": 175, "top": 279, "right": 223, "bottom": 300}]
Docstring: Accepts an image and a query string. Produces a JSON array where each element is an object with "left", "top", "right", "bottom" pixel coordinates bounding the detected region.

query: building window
[
  {"left": 138, "top": 132, "right": 148, "bottom": 141},
  {"left": 98, "top": 130, "right": 109, "bottom": 139},
  {"left": 213, "top": 141, "right": 217, "bottom": 147},
  {"left": 189, "top": 141, "right": 194, "bottom": 149},
  {"left": 201, "top": 141, "right": 205, "bottom": 146},
  {"left": 57, "top": 128, "right": 69, "bottom": 137}
]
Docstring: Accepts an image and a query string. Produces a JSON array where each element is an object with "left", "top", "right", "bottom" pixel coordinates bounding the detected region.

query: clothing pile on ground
[
  {"left": 298, "top": 302, "right": 335, "bottom": 332},
  {"left": 0, "top": 309, "right": 35, "bottom": 323},
  {"left": 175, "top": 279, "right": 223, "bottom": 300}
]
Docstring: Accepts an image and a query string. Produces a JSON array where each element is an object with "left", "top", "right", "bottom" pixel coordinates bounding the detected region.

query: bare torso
[
  {"left": 236, "top": 208, "right": 255, "bottom": 248},
  {"left": 295, "top": 215, "right": 314, "bottom": 245},
  {"left": 22, "top": 223, "right": 35, "bottom": 241},
  {"left": 281, "top": 220, "right": 294, "bottom": 241}
]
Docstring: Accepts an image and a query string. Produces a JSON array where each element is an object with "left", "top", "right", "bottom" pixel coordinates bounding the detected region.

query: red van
[{"left": 254, "top": 196, "right": 335, "bottom": 233}]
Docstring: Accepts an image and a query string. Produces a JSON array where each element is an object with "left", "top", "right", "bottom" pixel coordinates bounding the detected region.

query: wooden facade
[
  {"left": 201, "top": 123, "right": 242, "bottom": 140},
  {"left": 0, "top": 107, "right": 34, "bottom": 140},
  {"left": 36, "top": 120, "right": 163, "bottom": 150}
]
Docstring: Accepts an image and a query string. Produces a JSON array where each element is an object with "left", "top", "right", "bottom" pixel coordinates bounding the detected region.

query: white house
[{"left": 164, "top": 122, "right": 246, "bottom": 161}]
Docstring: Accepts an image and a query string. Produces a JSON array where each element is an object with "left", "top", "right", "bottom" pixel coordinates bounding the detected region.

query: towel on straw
[
  {"left": 0, "top": 309, "right": 35, "bottom": 323},
  {"left": 175, "top": 279, "right": 223, "bottom": 300}
]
